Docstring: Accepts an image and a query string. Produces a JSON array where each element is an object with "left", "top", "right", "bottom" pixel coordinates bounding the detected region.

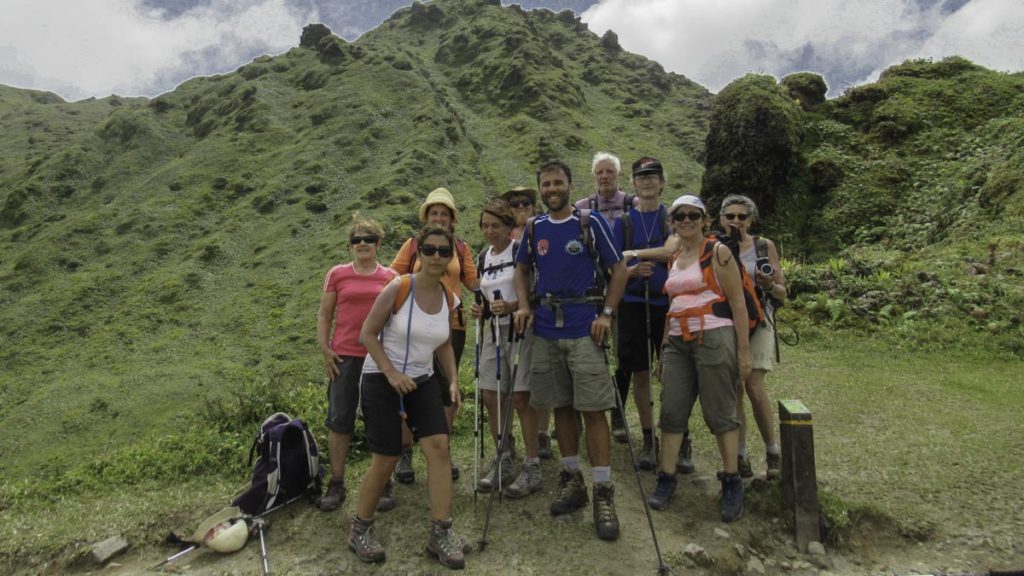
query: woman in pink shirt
[{"left": 317, "top": 215, "right": 397, "bottom": 512}]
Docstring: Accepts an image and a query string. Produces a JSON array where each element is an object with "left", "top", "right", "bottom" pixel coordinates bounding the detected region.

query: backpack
[
  {"left": 233, "top": 412, "right": 323, "bottom": 515},
  {"left": 524, "top": 208, "right": 608, "bottom": 301},
  {"left": 391, "top": 273, "right": 456, "bottom": 315},
  {"left": 588, "top": 192, "right": 636, "bottom": 219},
  {"left": 665, "top": 232, "right": 764, "bottom": 342}
]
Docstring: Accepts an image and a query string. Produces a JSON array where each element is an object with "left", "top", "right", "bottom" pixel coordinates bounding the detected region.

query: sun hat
[
  {"left": 191, "top": 506, "right": 249, "bottom": 553},
  {"left": 500, "top": 186, "right": 538, "bottom": 204},
  {"left": 419, "top": 187, "right": 458, "bottom": 223},
  {"left": 669, "top": 194, "right": 706, "bottom": 214}
]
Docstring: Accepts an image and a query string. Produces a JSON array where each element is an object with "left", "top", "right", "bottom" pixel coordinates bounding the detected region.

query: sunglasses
[
  {"left": 723, "top": 213, "right": 750, "bottom": 221},
  {"left": 419, "top": 245, "right": 453, "bottom": 258},
  {"left": 508, "top": 199, "right": 533, "bottom": 208},
  {"left": 350, "top": 235, "right": 379, "bottom": 245},
  {"left": 672, "top": 211, "right": 703, "bottom": 222}
]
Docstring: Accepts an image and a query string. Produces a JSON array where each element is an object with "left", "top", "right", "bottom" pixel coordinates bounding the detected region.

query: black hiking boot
[
  {"left": 394, "top": 448, "right": 414, "bottom": 484},
  {"left": 676, "top": 435, "right": 695, "bottom": 474},
  {"left": 638, "top": 434, "right": 658, "bottom": 471},
  {"left": 737, "top": 453, "right": 754, "bottom": 478},
  {"left": 766, "top": 452, "right": 782, "bottom": 480},
  {"left": 718, "top": 471, "right": 745, "bottom": 523},
  {"left": 646, "top": 471, "right": 677, "bottom": 511},
  {"left": 348, "top": 516, "right": 385, "bottom": 563},
  {"left": 610, "top": 410, "right": 627, "bottom": 444},
  {"left": 376, "top": 479, "right": 396, "bottom": 512},
  {"left": 538, "top": 432, "right": 553, "bottom": 460},
  {"left": 476, "top": 453, "right": 516, "bottom": 493},
  {"left": 425, "top": 518, "right": 465, "bottom": 570},
  {"left": 319, "top": 477, "right": 345, "bottom": 511},
  {"left": 549, "top": 468, "right": 588, "bottom": 516},
  {"left": 592, "top": 482, "right": 620, "bottom": 541}
]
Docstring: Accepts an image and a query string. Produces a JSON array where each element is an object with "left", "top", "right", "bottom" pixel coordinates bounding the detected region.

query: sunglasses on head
[
  {"left": 723, "top": 213, "right": 750, "bottom": 221},
  {"left": 419, "top": 245, "right": 453, "bottom": 258},
  {"left": 350, "top": 235, "right": 379, "bottom": 245},
  {"left": 672, "top": 211, "right": 703, "bottom": 222},
  {"left": 508, "top": 199, "right": 533, "bottom": 208}
]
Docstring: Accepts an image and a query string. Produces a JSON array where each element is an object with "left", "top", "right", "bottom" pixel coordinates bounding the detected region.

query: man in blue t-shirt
[
  {"left": 612, "top": 157, "right": 671, "bottom": 472},
  {"left": 514, "top": 160, "right": 627, "bottom": 542}
]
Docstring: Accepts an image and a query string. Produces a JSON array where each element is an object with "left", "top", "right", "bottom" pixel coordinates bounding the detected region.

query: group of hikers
[{"left": 315, "top": 152, "right": 787, "bottom": 569}]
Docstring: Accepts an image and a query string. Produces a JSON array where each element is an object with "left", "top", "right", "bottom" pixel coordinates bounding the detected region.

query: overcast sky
[{"left": 1, "top": 0, "right": 1021, "bottom": 101}]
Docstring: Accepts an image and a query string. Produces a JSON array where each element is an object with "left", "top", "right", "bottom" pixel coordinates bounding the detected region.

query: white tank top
[{"left": 363, "top": 285, "right": 451, "bottom": 378}]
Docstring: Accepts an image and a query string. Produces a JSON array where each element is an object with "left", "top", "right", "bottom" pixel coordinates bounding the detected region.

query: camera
[{"left": 756, "top": 257, "right": 774, "bottom": 277}]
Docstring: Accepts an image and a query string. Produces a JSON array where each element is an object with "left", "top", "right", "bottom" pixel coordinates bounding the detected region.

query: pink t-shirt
[
  {"left": 323, "top": 263, "right": 397, "bottom": 356},
  {"left": 664, "top": 260, "right": 733, "bottom": 337}
]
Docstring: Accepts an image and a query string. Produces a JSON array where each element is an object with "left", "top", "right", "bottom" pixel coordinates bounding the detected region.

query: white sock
[
  {"left": 592, "top": 466, "right": 611, "bottom": 484},
  {"left": 561, "top": 455, "right": 580, "bottom": 470}
]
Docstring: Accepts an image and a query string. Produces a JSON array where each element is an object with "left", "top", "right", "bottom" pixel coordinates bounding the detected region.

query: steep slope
[{"left": 0, "top": 0, "right": 711, "bottom": 478}]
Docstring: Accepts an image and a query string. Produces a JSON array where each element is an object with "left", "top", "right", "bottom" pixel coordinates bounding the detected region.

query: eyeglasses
[
  {"left": 723, "top": 213, "right": 750, "bottom": 221},
  {"left": 508, "top": 199, "right": 533, "bottom": 208},
  {"left": 419, "top": 245, "right": 453, "bottom": 258},
  {"left": 671, "top": 211, "right": 703, "bottom": 222},
  {"left": 350, "top": 235, "right": 379, "bottom": 245}
]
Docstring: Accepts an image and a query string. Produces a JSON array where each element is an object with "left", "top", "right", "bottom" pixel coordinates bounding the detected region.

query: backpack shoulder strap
[
  {"left": 407, "top": 238, "right": 419, "bottom": 273},
  {"left": 477, "top": 246, "right": 486, "bottom": 276},
  {"left": 657, "top": 204, "right": 668, "bottom": 240},
  {"left": 588, "top": 194, "right": 597, "bottom": 212},
  {"left": 754, "top": 235, "right": 769, "bottom": 258},
  {"left": 393, "top": 274, "right": 413, "bottom": 314},
  {"left": 623, "top": 193, "right": 636, "bottom": 214},
  {"left": 622, "top": 208, "right": 633, "bottom": 250},
  {"left": 525, "top": 216, "right": 538, "bottom": 267}
]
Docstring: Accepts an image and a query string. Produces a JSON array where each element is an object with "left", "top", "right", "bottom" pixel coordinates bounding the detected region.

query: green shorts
[
  {"left": 750, "top": 321, "right": 775, "bottom": 372},
  {"left": 659, "top": 327, "right": 739, "bottom": 436},
  {"left": 529, "top": 336, "right": 615, "bottom": 413}
]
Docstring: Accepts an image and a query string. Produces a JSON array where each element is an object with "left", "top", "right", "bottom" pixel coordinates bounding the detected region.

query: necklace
[{"left": 637, "top": 206, "right": 662, "bottom": 247}]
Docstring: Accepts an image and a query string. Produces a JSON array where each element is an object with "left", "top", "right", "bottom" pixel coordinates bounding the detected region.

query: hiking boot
[
  {"left": 676, "top": 435, "right": 695, "bottom": 474},
  {"left": 476, "top": 453, "right": 516, "bottom": 493},
  {"left": 376, "top": 479, "right": 396, "bottom": 512},
  {"left": 425, "top": 518, "right": 465, "bottom": 570},
  {"left": 451, "top": 458, "right": 461, "bottom": 481},
  {"left": 766, "top": 452, "right": 782, "bottom": 481},
  {"left": 394, "top": 448, "right": 414, "bottom": 484},
  {"left": 638, "top": 434, "right": 658, "bottom": 471},
  {"left": 592, "top": 482, "right": 620, "bottom": 541},
  {"left": 737, "top": 453, "right": 754, "bottom": 478},
  {"left": 549, "top": 468, "right": 588, "bottom": 516},
  {"left": 718, "top": 471, "right": 745, "bottom": 523},
  {"left": 505, "top": 461, "right": 542, "bottom": 499},
  {"left": 319, "top": 477, "right": 346, "bottom": 511},
  {"left": 348, "top": 516, "right": 385, "bottom": 563},
  {"left": 610, "top": 410, "right": 627, "bottom": 444},
  {"left": 646, "top": 471, "right": 677, "bottom": 511},
  {"left": 538, "top": 432, "right": 553, "bottom": 460}
]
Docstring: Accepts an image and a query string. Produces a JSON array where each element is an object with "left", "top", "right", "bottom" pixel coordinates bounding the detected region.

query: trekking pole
[
  {"left": 473, "top": 289, "right": 484, "bottom": 502},
  {"left": 644, "top": 279, "right": 655, "bottom": 414},
  {"left": 253, "top": 517, "right": 270, "bottom": 576},
  {"left": 604, "top": 343, "right": 672, "bottom": 576},
  {"left": 478, "top": 326, "right": 522, "bottom": 552}
]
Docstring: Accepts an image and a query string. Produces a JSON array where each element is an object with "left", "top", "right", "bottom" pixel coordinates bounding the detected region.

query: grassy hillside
[{"left": 0, "top": 0, "right": 711, "bottom": 480}]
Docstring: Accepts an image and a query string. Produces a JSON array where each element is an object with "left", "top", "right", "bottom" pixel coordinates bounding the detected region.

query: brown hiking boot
[
  {"left": 319, "top": 477, "right": 345, "bottom": 511},
  {"left": 766, "top": 452, "right": 782, "bottom": 480},
  {"left": 375, "top": 479, "right": 396, "bottom": 512},
  {"left": 425, "top": 518, "right": 465, "bottom": 569},
  {"left": 348, "top": 516, "right": 385, "bottom": 563},
  {"left": 550, "top": 468, "right": 588, "bottom": 516},
  {"left": 738, "top": 453, "right": 754, "bottom": 478},
  {"left": 592, "top": 482, "right": 620, "bottom": 540}
]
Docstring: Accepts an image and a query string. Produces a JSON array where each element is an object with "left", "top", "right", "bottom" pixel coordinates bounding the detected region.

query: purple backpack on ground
[{"left": 233, "top": 412, "right": 323, "bottom": 515}]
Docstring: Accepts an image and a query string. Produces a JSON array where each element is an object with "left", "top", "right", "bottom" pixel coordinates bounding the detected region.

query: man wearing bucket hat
[
  {"left": 391, "top": 187, "right": 478, "bottom": 484},
  {"left": 514, "top": 160, "right": 628, "bottom": 541}
]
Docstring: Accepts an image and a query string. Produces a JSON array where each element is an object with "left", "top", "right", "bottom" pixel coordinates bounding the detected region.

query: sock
[
  {"left": 738, "top": 445, "right": 748, "bottom": 458},
  {"left": 561, "top": 455, "right": 580, "bottom": 470},
  {"left": 525, "top": 457, "right": 540, "bottom": 465},
  {"left": 592, "top": 466, "right": 611, "bottom": 484},
  {"left": 767, "top": 443, "right": 781, "bottom": 455}
]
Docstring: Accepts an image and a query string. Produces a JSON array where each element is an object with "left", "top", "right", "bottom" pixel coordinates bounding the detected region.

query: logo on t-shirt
[
  {"left": 565, "top": 239, "right": 583, "bottom": 256},
  {"left": 537, "top": 239, "right": 549, "bottom": 257}
]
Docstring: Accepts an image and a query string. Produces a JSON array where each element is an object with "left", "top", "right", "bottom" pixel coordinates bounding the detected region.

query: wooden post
[{"left": 779, "top": 399, "right": 820, "bottom": 552}]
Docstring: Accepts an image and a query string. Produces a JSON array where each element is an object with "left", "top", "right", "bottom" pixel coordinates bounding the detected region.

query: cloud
[
  {"left": 581, "top": 0, "right": 1024, "bottom": 95},
  {"left": 0, "top": 0, "right": 317, "bottom": 100}
]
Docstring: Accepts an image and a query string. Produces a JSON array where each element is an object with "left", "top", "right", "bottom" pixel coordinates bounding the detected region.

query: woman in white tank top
[{"left": 349, "top": 226, "right": 467, "bottom": 569}]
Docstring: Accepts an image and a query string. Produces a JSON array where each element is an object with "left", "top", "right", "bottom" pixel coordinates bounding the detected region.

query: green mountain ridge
[{"left": 1, "top": 0, "right": 1022, "bottom": 485}]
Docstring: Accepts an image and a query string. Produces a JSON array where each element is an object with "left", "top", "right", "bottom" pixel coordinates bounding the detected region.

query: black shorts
[
  {"left": 616, "top": 301, "right": 667, "bottom": 372},
  {"left": 325, "top": 356, "right": 364, "bottom": 434},
  {"left": 360, "top": 371, "right": 449, "bottom": 456}
]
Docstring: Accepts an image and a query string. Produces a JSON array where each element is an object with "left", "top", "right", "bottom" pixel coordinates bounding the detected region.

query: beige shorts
[
  {"left": 529, "top": 336, "right": 615, "bottom": 412},
  {"left": 750, "top": 321, "right": 775, "bottom": 372}
]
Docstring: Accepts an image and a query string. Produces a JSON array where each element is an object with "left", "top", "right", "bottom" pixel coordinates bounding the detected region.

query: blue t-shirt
[
  {"left": 516, "top": 210, "right": 622, "bottom": 339},
  {"left": 612, "top": 205, "right": 670, "bottom": 306}
]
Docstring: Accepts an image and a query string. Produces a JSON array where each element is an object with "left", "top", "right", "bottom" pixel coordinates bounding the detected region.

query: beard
[{"left": 542, "top": 191, "right": 569, "bottom": 213}]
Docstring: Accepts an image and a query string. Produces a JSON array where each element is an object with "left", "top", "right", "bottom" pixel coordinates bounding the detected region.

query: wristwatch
[{"left": 601, "top": 306, "right": 614, "bottom": 318}]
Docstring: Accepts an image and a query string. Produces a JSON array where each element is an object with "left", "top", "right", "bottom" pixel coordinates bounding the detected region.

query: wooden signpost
[{"left": 779, "top": 399, "right": 820, "bottom": 552}]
